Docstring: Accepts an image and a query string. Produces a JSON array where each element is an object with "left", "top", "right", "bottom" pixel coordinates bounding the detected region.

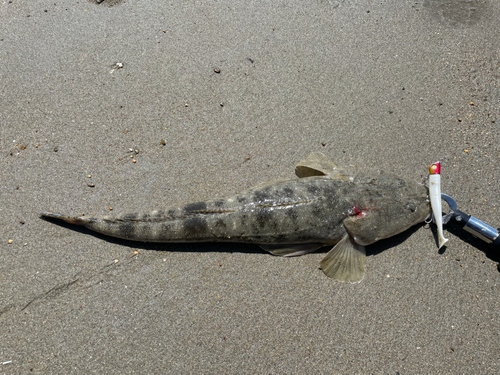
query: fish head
[{"left": 343, "top": 174, "right": 430, "bottom": 246}]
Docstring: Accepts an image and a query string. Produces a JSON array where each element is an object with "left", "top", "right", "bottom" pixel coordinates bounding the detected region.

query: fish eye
[{"left": 406, "top": 203, "right": 417, "bottom": 212}]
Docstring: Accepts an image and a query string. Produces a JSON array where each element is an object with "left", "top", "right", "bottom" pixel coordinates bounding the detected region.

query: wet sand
[{"left": 1, "top": 0, "right": 499, "bottom": 372}]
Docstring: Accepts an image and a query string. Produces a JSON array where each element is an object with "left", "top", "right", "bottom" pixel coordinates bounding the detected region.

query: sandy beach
[{"left": 1, "top": 0, "right": 499, "bottom": 372}]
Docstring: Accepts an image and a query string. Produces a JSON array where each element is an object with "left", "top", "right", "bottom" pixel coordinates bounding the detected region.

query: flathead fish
[{"left": 41, "top": 153, "right": 430, "bottom": 282}]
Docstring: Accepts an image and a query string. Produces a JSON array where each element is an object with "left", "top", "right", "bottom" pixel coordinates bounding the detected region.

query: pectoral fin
[
  {"left": 295, "top": 152, "right": 338, "bottom": 178},
  {"left": 295, "top": 152, "right": 361, "bottom": 182},
  {"left": 260, "top": 243, "right": 324, "bottom": 257},
  {"left": 319, "top": 235, "right": 366, "bottom": 282}
]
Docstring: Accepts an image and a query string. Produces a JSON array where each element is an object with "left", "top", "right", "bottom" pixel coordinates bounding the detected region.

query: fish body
[{"left": 42, "top": 153, "right": 430, "bottom": 282}]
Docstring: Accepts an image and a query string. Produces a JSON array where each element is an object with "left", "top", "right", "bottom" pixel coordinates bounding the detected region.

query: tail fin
[{"left": 40, "top": 212, "right": 88, "bottom": 226}]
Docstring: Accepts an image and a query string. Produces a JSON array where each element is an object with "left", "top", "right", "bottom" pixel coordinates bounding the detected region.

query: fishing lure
[{"left": 429, "top": 162, "right": 448, "bottom": 249}]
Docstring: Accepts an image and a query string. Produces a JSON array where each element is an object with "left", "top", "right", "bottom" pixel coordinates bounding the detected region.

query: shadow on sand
[{"left": 41, "top": 215, "right": 499, "bottom": 272}]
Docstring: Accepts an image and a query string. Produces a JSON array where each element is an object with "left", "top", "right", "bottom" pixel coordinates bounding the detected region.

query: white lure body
[{"left": 429, "top": 162, "right": 448, "bottom": 249}]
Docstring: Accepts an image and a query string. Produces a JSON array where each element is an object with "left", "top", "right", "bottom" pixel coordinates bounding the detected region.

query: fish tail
[
  {"left": 40, "top": 206, "right": 238, "bottom": 243},
  {"left": 40, "top": 212, "right": 91, "bottom": 226}
]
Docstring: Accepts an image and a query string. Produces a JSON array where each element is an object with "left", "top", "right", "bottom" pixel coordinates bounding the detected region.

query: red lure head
[{"left": 429, "top": 162, "right": 441, "bottom": 175}]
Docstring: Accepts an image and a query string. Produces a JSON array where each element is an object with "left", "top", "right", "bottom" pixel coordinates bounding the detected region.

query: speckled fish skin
[
  {"left": 47, "top": 177, "right": 351, "bottom": 244},
  {"left": 41, "top": 174, "right": 429, "bottom": 246},
  {"left": 41, "top": 153, "right": 431, "bottom": 281}
]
